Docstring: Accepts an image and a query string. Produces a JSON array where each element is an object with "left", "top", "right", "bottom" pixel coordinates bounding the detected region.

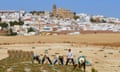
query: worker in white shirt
[
  {"left": 65, "top": 49, "right": 75, "bottom": 66},
  {"left": 32, "top": 48, "right": 41, "bottom": 64}
]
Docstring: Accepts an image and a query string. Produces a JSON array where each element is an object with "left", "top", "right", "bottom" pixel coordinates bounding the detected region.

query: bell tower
[{"left": 53, "top": 4, "right": 57, "bottom": 16}]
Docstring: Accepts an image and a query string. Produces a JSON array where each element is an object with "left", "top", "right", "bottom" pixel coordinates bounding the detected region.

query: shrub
[
  {"left": 0, "top": 22, "right": 8, "bottom": 30},
  {"left": 7, "top": 28, "right": 17, "bottom": 36},
  {"left": 91, "top": 67, "right": 98, "bottom": 72},
  {"left": 28, "top": 27, "right": 35, "bottom": 33},
  {"left": 10, "top": 32, "right": 17, "bottom": 36}
]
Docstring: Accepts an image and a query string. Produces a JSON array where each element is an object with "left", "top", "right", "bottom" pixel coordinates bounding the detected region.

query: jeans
[{"left": 53, "top": 57, "right": 64, "bottom": 65}]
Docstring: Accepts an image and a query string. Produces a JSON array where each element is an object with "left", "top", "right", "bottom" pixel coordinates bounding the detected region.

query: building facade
[{"left": 52, "top": 4, "right": 74, "bottom": 18}]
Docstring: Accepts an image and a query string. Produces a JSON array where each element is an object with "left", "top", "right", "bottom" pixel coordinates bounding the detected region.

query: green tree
[
  {"left": 8, "top": 28, "right": 17, "bottom": 36},
  {"left": 9, "top": 21, "right": 15, "bottom": 26},
  {"left": 30, "top": 11, "right": 36, "bottom": 15},
  {"left": 28, "top": 27, "right": 35, "bottom": 33},
  {"left": 30, "top": 11, "right": 45, "bottom": 15},
  {"left": 73, "top": 16, "right": 79, "bottom": 20},
  {"left": 0, "top": 17, "right": 1, "bottom": 22},
  {"left": 18, "top": 20, "right": 24, "bottom": 25},
  {"left": 9, "top": 21, "right": 17, "bottom": 26},
  {"left": 90, "top": 17, "right": 95, "bottom": 22},
  {"left": 9, "top": 21, "right": 24, "bottom": 26},
  {"left": 101, "top": 19, "right": 106, "bottom": 23},
  {"left": 0, "top": 22, "right": 8, "bottom": 30}
]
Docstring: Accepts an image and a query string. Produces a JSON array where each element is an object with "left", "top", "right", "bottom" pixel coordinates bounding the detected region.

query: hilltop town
[
  {"left": 0, "top": 5, "right": 120, "bottom": 36},
  {"left": 0, "top": 4, "right": 120, "bottom": 72}
]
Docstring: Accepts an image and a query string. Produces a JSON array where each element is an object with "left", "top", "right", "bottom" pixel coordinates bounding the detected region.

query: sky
[{"left": 0, "top": 0, "right": 120, "bottom": 18}]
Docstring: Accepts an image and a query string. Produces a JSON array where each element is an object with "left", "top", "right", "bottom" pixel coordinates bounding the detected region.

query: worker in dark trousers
[
  {"left": 78, "top": 56, "right": 86, "bottom": 72},
  {"left": 32, "top": 49, "right": 41, "bottom": 64},
  {"left": 53, "top": 55, "right": 64, "bottom": 65},
  {"left": 42, "top": 54, "right": 52, "bottom": 64},
  {"left": 65, "top": 49, "right": 75, "bottom": 66},
  {"left": 32, "top": 55, "right": 41, "bottom": 64}
]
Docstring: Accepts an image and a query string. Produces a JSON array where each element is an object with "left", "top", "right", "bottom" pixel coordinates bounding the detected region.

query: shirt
[{"left": 67, "top": 51, "right": 73, "bottom": 58}]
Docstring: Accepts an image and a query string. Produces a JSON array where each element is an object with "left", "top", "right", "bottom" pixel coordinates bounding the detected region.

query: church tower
[{"left": 52, "top": 4, "right": 57, "bottom": 16}]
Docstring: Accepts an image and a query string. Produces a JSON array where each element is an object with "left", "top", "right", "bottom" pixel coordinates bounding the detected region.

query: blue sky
[{"left": 0, "top": 0, "right": 120, "bottom": 18}]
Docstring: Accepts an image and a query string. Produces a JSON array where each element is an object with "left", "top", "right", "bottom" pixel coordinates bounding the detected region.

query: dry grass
[
  {"left": 0, "top": 33, "right": 120, "bottom": 47},
  {"left": 0, "top": 57, "right": 82, "bottom": 72}
]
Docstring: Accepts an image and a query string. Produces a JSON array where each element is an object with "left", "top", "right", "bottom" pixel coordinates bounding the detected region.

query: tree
[
  {"left": 30, "top": 11, "right": 36, "bottom": 15},
  {"left": 9, "top": 21, "right": 18, "bottom": 26},
  {"left": 9, "top": 21, "right": 15, "bottom": 26},
  {"left": 0, "top": 17, "right": 1, "bottom": 22},
  {"left": 0, "top": 22, "right": 8, "bottom": 30},
  {"left": 90, "top": 17, "right": 95, "bottom": 22},
  {"left": 101, "top": 19, "right": 106, "bottom": 23},
  {"left": 9, "top": 21, "right": 24, "bottom": 26},
  {"left": 73, "top": 16, "right": 79, "bottom": 20},
  {"left": 18, "top": 20, "right": 24, "bottom": 25},
  {"left": 8, "top": 28, "right": 17, "bottom": 36},
  {"left": 28, "top": 27, "right": 35, "bottom": 33},
  {"left": 30, "top": 11, "right": 45, "bottom": 15}
]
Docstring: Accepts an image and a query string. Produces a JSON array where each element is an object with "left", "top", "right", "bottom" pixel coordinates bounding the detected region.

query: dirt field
[
  {"left": 0, "top": 33, "right": 120, "bottom": 47},
  {"left": 0, "top": 34, "right": 120, "bottom": 72}
]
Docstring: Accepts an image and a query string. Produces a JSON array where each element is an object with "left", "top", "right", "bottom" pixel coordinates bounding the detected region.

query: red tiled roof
[{"left": 24, "top": 18, "right": 32, "bottom": 21}]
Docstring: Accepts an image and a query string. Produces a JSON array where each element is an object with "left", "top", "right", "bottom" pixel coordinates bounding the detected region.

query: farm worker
[
  {"left": 65, "top": 49, "right": 75, "bottom": 66},
  {"left": 42, "top": 54, "right": 52, "bottom": 64},
  {"left": 53, "top": 54, "right": 64, "bottom": 65},
  {"left": 32, "top": 48, "right": 41, "bottom": 64},
  {"left": 78, "top": 56, "right": 86, "bottom": 72}
]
